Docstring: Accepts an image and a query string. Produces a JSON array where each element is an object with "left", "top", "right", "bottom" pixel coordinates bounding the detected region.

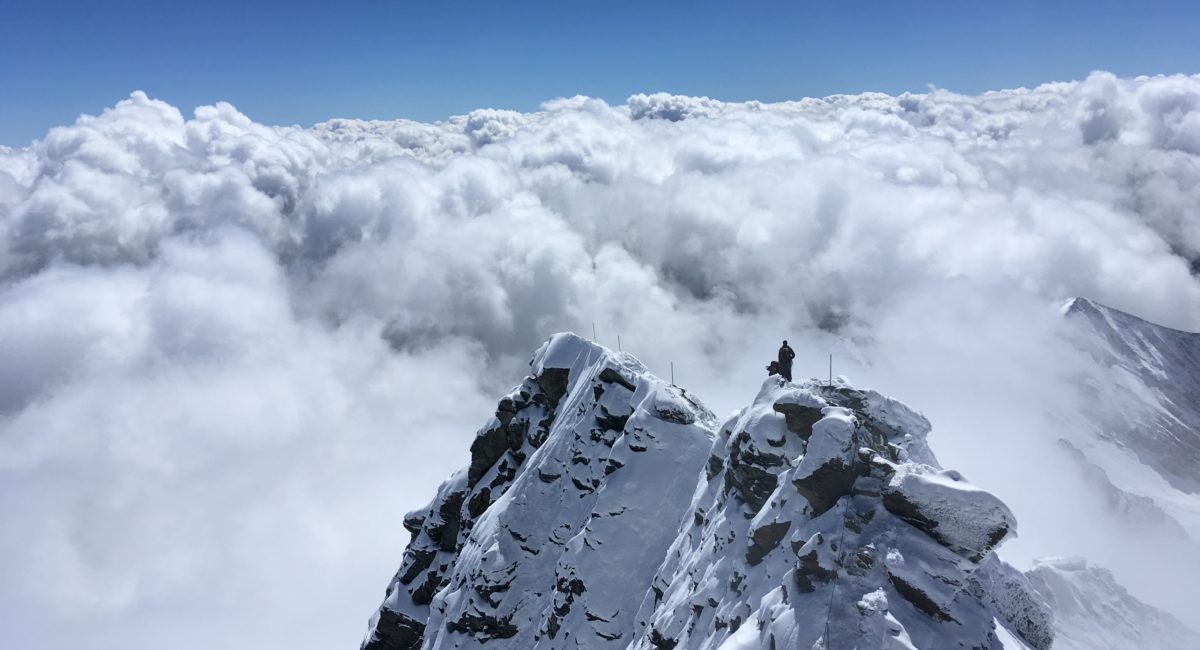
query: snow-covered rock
[
  {"left": 628, "top": 377, "right": 1043, "bottom": 650},
  {"left": 362, "top": 334, "right": 716, "bottom": 648},
  {"left": 361, "top": 335, "right": 1051, "bottom": 649}
]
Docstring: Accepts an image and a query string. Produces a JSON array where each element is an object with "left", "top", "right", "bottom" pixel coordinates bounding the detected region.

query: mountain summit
[
  {"left": 361, "top": 333, "right": 1052, "bottom": 649},
  {"left": 1063, "top": 297, "right": 1200, "bottom": 500}
]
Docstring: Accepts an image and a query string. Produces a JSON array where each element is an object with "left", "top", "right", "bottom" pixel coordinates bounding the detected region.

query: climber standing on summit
[{"left": 777, "top": 340, "right": 795, "bottom": 382}]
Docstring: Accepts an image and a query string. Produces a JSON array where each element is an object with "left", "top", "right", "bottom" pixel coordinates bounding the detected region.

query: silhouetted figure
[
  {"left": 777, "top": 340, "right": 795, "bottom": 382},
  {"left": 766, "top": 361, "right": 780, "bottom": 376}
]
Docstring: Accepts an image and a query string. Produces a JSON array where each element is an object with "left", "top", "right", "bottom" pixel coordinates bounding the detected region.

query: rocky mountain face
[
  {"left": 361, "top": 333, "right": 1055, "bottom": 649},
  {"left": 1061, "top": 297, "right": 1200, "bottom": 542}
]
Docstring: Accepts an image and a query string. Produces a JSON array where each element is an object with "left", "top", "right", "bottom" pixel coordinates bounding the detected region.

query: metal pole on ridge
[
  {"left": 592, "top": 322, "right": 597, "bottom": 341},
  {"left": 829, "top": 354, "right": 833, "bottom": 387},
  {"left": 670, "top": 361, "right": 675, "bottom": 386}
]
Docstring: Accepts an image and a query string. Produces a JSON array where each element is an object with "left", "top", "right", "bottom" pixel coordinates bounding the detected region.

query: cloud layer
[{"left": 1, "top": 72, "right": 1199, "bottom": 647}]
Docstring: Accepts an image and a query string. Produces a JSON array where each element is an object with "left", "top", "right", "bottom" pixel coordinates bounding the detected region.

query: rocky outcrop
[
  {"left": 628, "top": 376, "right": 1049, "bottom": 650},
  {"left": 361, "top": 338, "right": 1050, "bottom": 650}
]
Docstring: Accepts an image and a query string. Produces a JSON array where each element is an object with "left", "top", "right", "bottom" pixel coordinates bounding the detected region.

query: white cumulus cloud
[{"left": 1, "top": 72, "right": 1199, "bottom": 647}]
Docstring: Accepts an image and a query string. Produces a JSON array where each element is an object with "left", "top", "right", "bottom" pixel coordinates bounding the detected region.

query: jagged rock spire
[{"left": 361, "top": 334, "right": 1051, "bottom": 650}]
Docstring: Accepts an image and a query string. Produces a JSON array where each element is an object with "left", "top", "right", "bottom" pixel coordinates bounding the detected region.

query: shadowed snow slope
[{"left": 362, "top": 334, "right": 1055, "bottom": 649}]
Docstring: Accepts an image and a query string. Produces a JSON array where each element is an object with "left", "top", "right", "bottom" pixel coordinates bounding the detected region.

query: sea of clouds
[{"left": 2, "top": 71, "right": 1199, "bottom": 648}]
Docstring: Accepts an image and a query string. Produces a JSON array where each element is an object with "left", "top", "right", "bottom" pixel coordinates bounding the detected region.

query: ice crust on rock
[{"left": 361, "top": 335, "right": 1051, "bottom": 649}]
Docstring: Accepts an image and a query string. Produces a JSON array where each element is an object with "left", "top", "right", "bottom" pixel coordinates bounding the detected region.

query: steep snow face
[
  {"left": 1025, "top": 557, "right": 1200, "bottom": 650},
  {"left": 1062, "top": 297, "right": 1200, "bottom": 540},
  {"left": 361, "top": 336, "right": 1051, "bottom": 649},
  {"left": 362, "top": 333, "right": 717, "bottom": 649}
]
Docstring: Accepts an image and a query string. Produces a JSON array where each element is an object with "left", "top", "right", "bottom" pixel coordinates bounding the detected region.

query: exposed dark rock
[
  {"left": 772, "top": 402, "right": 824, "bottom": 440},
  {"left": 595, "top": 406, "right": 631, "bottom": 432},
  {"left": 794, "top": 537, "right": 837, "bottom": 593},
  {"left": 888, "top": 573, "right": 955, "bottom": 622},
  {"left": 793, "top": 457, "right": 861, "bottom": 515},
  {"left": 475, "top": 579, "right": 513, "bottom": 608},
  {"left": 746, "top": 520, "right": 791, "bottom": 566},
  {"left": 427, "top": 491, "right": 465, "bottom": 552},
  {"left": 706, "top": 454, "right": 723, "bottom": 480},
  {"left": 558, "top": 575, "right": 586, "bottom": 595},
  {"left": 655, "top": 403, "right": 695, "bottom": 425},
  {"left": 467, "top": 487, "right": 491, "bottom": 518},
  {"left": 495, "top": 397, "right": 521, "bottom": 426},
  {"left": 411, "top": 569, "right": 443, "bottom": 605},
  {"left": 605, "top": 458, "right": 624, "bottom": 475},
  {"left": 724, "top": 432, "right": 787, "bottom": 511},
  {"left": 468, "top": 425, "right": 510, "bottom": 487},
  {"left": 528, "top": 425, "right": 549, "bottom": 449},
  {"left": 648, "top": 627, "right": 678, "bottom": 649},
  {"left": 362, "top": 608, "right": 426, "bottom": 650},
  {"left": 402, "top": 511, "right": 425, "bottom": 535},
  {"left": 445, "top": 611, "right": 519, "bottom": 640},
  {"left": 536, "top": 367, "right": 571, "bottom": 411},
  {"left": 398, "top": 548, "right": 437, "bottom": 584},
  {"left": 599, "top": 367, "right": 637, "bottom": 392},
  {"left": 488, "top": 458, "right": 517, "bottom": 488}
]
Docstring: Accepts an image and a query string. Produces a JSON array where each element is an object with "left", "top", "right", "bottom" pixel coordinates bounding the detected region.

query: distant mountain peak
[
  {"left": 1026, "top": 557, "right": 1200, "bottom": 650},
  {"left": 1061, "top": 296, "right": 1200, "bottom": 497},
  {"left": 1063, "top": 296, "right": 1200, "bottom": 336}
]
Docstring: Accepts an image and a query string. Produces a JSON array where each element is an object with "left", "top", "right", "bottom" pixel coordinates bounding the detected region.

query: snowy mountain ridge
[
  {"left": 1061, "top": 296, "right": 1200, "bottom": 541},
  {"left": 1025, "top": 556, "right": 1200, "bottom": 650},
  {"left": 361, "top": 333, "right": 1061, "bottom": 649}
]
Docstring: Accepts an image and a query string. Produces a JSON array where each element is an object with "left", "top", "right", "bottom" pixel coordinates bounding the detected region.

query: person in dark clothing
[
  {"left": 777, "top": 340, "right": 795, "bottom": 382},
  {"left": 766, "top": 360, "right": 780, "bottom": 376}
]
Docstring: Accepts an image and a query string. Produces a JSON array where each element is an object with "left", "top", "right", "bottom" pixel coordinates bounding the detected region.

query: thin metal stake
[
  {"left": 592, "top": 322, "right": 597, "bottom": 341},
  {"left": 617, "top": 335, "right": 622, "bottom": 352},
  {"left": 829, "top": 354, "right": 833, "bottom": 387},
  {"left": 670, "top": 361, "right": 675, "bottom": 385}
]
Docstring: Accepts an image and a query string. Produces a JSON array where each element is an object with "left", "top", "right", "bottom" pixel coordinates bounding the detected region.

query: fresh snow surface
[
  {"left": 362, "top": 334, "right": 1063, "bottom": 650},
  {"left": 1025, "top": 557, "right": 1200, "bottom": 650}
]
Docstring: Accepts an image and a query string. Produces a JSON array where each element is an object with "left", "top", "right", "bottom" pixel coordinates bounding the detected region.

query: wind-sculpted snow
[{"left": 364, "top": 336, "right": 1052, "bottom": 649}]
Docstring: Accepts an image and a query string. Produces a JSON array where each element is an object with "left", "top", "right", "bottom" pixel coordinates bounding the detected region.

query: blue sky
[{"left": 2, "top": 0, "right": 1198, "bottom": 146}]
